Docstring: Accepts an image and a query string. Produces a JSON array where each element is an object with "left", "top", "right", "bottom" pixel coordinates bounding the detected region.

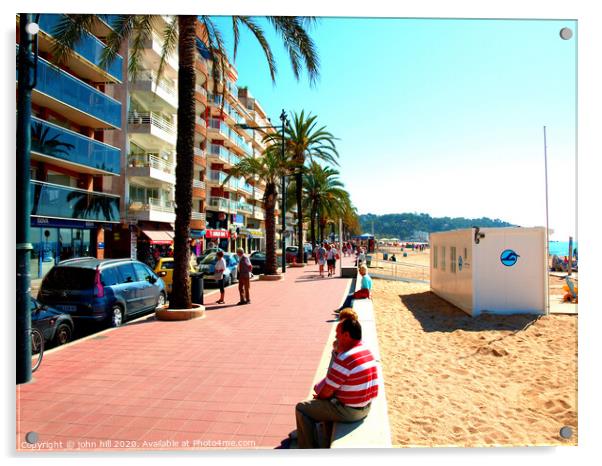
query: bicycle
[{"left": 31, "top": 327, "right": 44, "bottom": 372}]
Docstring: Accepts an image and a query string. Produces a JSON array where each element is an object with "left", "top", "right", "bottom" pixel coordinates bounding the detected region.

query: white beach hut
[{"left": 429, "top": 227, "right": 548, "bottom": 316}]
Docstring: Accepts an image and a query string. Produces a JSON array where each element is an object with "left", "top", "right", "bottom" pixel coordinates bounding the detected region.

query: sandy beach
[{"left": 371, "top": 278, "right": 578, "bottom": 447}]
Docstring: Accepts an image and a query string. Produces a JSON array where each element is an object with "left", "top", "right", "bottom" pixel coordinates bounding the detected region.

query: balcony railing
[
  {"left": 208, "top": 170, "right": 238, "bottom": 189},
  {"left": 129, "top": 197, "right": 175, "bottom": 213},
  {"left": 195, "top": 84, "right": 207, "bottom": 97},
  {"left": 192, "top": 179, "right": 206, "bottom": 190},
  {"left": 237, "top": 202, "right": 253, "bottom": 214},
  {"left": 253, "top": 208, "right": 265, "bottom": 220},
  {"left": 254, "top": 189, "right": 265, "bottom": 200},
  {"left": 30, "top": 117, "right": 120, "bottom": 175},
  {"left": 128, "top": 111, "right": 176, "bottom": 134},
  {"left": 191, "top": 211, "right": 206, "bottom": 221},
  {"left": 133, "top": 71, "right": 177, "bottom": 99},
  {"left": 38, "top": 14, "right": 123, "bottom": 81},
  {"left": 30, "top": 180, "right": 120, "bottom": 222},
  {"left": 128, "top": 153, "right": 175, "bottom": 175},
  {"left": 195, "top": 115, "right": 207, "bottom": 127},
  {"left": 207, "top": 197, "right": 231, "bottom": 212},
  {"left": 20, "top": 48, "right": 122, "bottom": 128},
  {"left": 239, "top": 182, "right": 253, "bottom": 194}
]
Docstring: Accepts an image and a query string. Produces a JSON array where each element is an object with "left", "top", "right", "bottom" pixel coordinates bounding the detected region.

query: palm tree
[
  {"left": 49, "top": 14, "right": 319, "bottom": 309},
  {"left": 224, "top": 148, "right": 291, "bottom": 275},
  {"left": 287, "top": 161, "right": 347, "bottom": 249},
  {"left": 264, "top": 111, "right": 338, "bottom": 264}
]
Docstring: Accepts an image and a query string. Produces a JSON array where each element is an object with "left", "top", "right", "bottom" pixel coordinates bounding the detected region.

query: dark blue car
[
  {"left": 31, "top": 297, "right": 74, "bottom": 346},
  {"left": 38, "top": 258, "right": 166, "bottom": 327}
]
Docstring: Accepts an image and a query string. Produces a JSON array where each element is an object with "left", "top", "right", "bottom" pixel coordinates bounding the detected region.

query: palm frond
[
  {"left": 50, "top": 14, "right": 98, "bottom": 65},
  {"left": 156, "top": 15, "right": 178, "bottom": 86}
]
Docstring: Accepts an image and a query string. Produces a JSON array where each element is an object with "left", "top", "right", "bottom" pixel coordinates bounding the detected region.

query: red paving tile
[{"left": 16, "top": 258, "right": 355, "bottom": 451}]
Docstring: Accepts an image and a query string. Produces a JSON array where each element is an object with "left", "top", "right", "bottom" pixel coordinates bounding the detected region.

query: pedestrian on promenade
[
  {"left": 316, "top": 243, "right": 327, "bottom": 277},
  {"left": 294, "top": 318, "right": 379, "bottom": 448},
  {"left": 357, "top": 247, "right": 366, "bottom": 267},
  {"left": 214, "top": 250, "right": 227, "bottom": 304},
  {"left": 236, "top": 248, "right": 252, "bottom": 305},
  {"left": 326, "top": 243, "right": 338, "bottom": 277}
]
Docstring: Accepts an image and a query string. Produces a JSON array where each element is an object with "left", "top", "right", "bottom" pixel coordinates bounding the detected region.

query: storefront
[
  {"left": 205, "top": 228, "right": 230, "bottom": 251},
  {"left": 135, "top": 221, "right": 174, "bottom": 267},
  {"left": 240, "top": 227, "right": 264, "bottom": 253},
  {"left": 29, "top": 217, "right": 109, "bottom": 279}
]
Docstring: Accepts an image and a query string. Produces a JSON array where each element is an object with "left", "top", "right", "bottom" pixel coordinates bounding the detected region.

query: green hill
[{"left": 359, "top": 213, "right": 515, "bottom": 241}]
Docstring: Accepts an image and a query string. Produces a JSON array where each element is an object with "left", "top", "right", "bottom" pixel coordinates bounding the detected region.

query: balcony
[
  {"left": 207, "top": 197, "right": 235, "bottom": 213},
  {"left": 130, "top": 71, "right": 177, "bottom": 111},
  {"left": 253, "top": 208, "right": 265, "bottom": 220},
  {"left": 30, "top": 117, "right": 120, "bottom": 175},
  {"left": 141, "top": 33, "right": 178, "bottom": 79},
  {"left": 253, "top": 188, "right": 265, "bottom": 201},
  {"left": 237, "top": 201, "right": 254, "bottom": 215},
  {"left": 21, "top": 50, "right": 121, "bottom": 129},
  {"left": 30, "top": 180, "right": 120, "bottom": 223},
  {"left": 127, "top": 197, "right": 175, "bottom": 223},
  {"left": 128, "top": 152, "right": 175, "bottom": 186},
  {"left": 35, "top": 14, "right": 123, "bottom": 83},
  {"left": 207, "top": 170, "right": 238, "bottom": 191},
  {"left": 195, "top": 115, "right": 207, "bottom": 128},
  {"left": 239, "top": 181, "right": 253, "bottom": 195},
  {"left": 128, "top": 111, "right": 177, "bottom": 148},
  {"left": 191, "top": 212, "right": 206, "bottom": 221},
  {"left": 192, "top": 179, "right": 206, "bottom": 190},
  {"left": 207, "top": 144, "right": 233, "bottom": 166}
]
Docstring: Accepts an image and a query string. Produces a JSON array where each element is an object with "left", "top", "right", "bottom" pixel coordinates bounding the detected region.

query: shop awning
[
  {"left": 240, "top": 228, "right": 264, "bottom": 238},
  {"left": 141, "top": 229, "right": 173, "bottom": 245}
]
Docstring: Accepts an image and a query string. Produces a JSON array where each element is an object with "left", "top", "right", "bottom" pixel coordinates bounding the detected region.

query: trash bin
[
  {"left": 383, "top": 253, "right": 388, "bottom": 261},
  {"left": 403, "top": 252, "right": 408, "bottom": 258},
  {"left": 366, "top": 255, "right": 372, "bottom": 267},
  {"left": 190, "top": 272, "right": 204, "bottom": 305}
]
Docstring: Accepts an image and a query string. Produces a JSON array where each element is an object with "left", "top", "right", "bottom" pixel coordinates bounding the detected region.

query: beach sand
[{"left": 372, "top": 278, "right": 578, "bottom": 447}]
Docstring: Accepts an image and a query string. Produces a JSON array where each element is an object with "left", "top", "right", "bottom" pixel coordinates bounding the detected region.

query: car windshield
[
  {"left": 160, "top": 261, "right": 174, "bottom": 270},
  {"left": 42, "top": 267, "right": 96, "bottom": 290},
  {"left": 200, "top": 253, "right": 218, "bottom": 265},
  {"left": 252, "top": 252, "right": 266, "bottom": 259},
  {"left": 286, "top": 247, "right": 298, "bottom": 252}
]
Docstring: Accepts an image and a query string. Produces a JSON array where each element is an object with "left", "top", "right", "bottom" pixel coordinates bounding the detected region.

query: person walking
[
  {"left": 236, "top": 248, "right": 252, "bottom": 305},
  {"left": 214, "top": 250, "right": 227, "bottom": 304},
  {"left": 326, "top": 243, "right": 338, "bottom": 277},
  {"left": 316, "top": 242, "right": 327, "bottom": 278}
]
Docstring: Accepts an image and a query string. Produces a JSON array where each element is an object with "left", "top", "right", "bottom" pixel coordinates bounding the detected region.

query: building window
[
  {"left": 433, "top": 246, "right": 438, "bottom": 269},
  {"left": 441, "top": 246, "right": 446, "bottom": 271},
  {"left": 450, "top": 247, "right": 457, "bottom": 273},
  {"left": 464, "top": 247, "right": 468, "bottom": 261}
]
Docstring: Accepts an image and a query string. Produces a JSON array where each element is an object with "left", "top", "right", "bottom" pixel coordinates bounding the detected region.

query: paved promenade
[{"left": 17, "top": 257, "right": 355, "bottom": 451}]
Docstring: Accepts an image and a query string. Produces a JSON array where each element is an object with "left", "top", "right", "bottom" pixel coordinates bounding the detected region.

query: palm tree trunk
[
  {"left": 295, "top": 171, "right": 304, "bottom": 262},
  {"left": 170, "top": 16, "right": 196, "bottom": 309},
  {"left": 309, "top": 203, "right": 317, "bottom": 250},
  {"left": 264, "top": 183, "right": 278, "bottom": 275}
]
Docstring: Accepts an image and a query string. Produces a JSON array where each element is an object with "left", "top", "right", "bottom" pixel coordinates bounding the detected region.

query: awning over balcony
[{"left": 141, "top": 229, "right": 173, "bottom": 245}]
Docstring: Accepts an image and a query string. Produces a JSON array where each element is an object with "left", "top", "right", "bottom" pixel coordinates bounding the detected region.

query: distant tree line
[{"left": 359, "top": 213, "right": 515, "bottom": 240}]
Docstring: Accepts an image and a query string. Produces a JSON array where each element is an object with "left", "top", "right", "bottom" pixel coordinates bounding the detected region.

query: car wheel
[
  {"left": 110, "top": 305, "right": 125, "bottom": 328},
  {"left": 157, "top": 292, "right": 166, "bottom": 308},
  {"left": 53, "top": 322, "right": 72, "bottom": 346}
]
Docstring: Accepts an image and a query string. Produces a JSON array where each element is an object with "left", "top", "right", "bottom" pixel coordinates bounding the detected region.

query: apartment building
[{"left": 17, "top": 14, "right": 124, "bottom": 279}]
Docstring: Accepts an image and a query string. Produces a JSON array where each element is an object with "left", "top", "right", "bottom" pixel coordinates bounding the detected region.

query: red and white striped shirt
[{"left": 325, "top": 342, "right": 379, "bottom": 407}]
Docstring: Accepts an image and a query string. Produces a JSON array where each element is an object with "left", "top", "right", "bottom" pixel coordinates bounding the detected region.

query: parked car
[
  {"left": 197, "top": 252, "right": 239, "bottom": 286},
  {"left": 38, "top": 257, "right": 166, "bottom": 328},
  {"left": 31, "top": 297, "right": 74, "bottom": 346},
  {"left": 285, "top": 246, "right": 311, "bottom": 263},
  {"left": 197, "top": 247, "right": 223, "bottom": 265},
  {"left": 250, "top": 251, "right": 267, "bottom": 274},
  {"left": 154, "top": 257, "right": 197, "bottom": 296}
]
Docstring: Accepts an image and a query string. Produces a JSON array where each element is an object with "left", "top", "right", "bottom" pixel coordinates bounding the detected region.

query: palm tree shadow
[{"left": 401, "top": 291, "right": 539, "bottom": 332}]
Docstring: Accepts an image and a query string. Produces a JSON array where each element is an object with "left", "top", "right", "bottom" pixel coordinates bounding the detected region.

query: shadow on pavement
[{"left": 401, "top": 291, "right": 539, "bottom": 332}]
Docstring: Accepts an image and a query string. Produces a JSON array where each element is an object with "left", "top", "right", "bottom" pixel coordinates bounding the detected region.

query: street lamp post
[
  {"left": 17, "top": 13, "right": 40, "bottom": 385},
  {"left": 237, "top": 109, "right": 290, "bottom": 274}
]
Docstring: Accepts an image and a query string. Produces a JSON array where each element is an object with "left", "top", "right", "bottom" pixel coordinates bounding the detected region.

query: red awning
[
  {"left": 205, "top": 229, "right": 230, "bottom": 239},
  {"left": 141, "top": 229, "right": 173, "bottom": 245}
]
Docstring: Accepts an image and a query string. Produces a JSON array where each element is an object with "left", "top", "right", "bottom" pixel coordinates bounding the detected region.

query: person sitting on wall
[
  {"left": 335, "top": 265, "right": 372, "bottom": 314},
  {"left": 294, "top": 318, "right": 379, "bottom": 449},
  {"left": 389, "top": 254, "right": 397, "bottom": 262}
]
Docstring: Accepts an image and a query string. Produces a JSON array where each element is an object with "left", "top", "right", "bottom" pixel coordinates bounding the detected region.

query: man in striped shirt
[{"left": 295, "top": 318, "right": 379, "bottom": 448}]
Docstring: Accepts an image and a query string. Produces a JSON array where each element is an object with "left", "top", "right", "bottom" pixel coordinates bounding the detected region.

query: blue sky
[{"left": 211, "top": 17, "right": 577, "bottom": 240}]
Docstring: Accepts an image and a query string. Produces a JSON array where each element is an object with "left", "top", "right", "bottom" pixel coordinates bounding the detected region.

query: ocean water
[{"left": 549, "top": 241, "right": 578, "bottom": 257}]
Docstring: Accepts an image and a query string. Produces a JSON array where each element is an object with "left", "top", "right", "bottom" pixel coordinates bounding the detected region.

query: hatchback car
[
  {"left": 38, "top": 257, "right": 166, "bottom": 328},
  {"left": 154, "top": 257, "right": 197, "bottom": 296},
  {"left": 197, "top": 252, "right": 239, "bottom": 286},
  {"left": 31, "top": 297, "right": 74, "bottom": 346}
]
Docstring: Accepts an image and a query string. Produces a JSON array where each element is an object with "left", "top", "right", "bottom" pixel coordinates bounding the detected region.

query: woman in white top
[
  {"left": 214, "top": 250, "right": 227, "bottom": 304},
  {"left": 326, "top": 245, "right": 338, "bottom": 277}
]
